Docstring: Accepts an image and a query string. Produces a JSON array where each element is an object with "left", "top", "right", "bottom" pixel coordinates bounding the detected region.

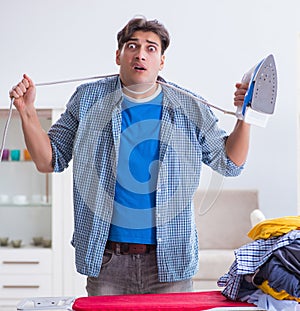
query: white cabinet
[
  {"left": 0, "top": 249, "right": 52, "bottom": 303},
  {"left": 0, "top": 108, "right": 66, "bottom": 308}
]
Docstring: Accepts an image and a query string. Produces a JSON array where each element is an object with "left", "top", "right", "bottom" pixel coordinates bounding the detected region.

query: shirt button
[{"left": 157, "top": 238, "right": 162, "bottom": 243}]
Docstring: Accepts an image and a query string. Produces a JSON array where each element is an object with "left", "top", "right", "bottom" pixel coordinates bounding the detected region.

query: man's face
[{"left": 116, "top": 31, "right": 165, "bottom": 88}]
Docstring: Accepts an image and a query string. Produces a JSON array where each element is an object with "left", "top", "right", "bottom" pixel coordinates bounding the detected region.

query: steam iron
[{"left": 236, "top": 54, "right": 277, "bottom": 127}]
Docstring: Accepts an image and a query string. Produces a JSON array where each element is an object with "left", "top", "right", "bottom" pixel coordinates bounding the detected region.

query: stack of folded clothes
[{"left": 218, "top": 216, "right": 300, "bottom": 311}]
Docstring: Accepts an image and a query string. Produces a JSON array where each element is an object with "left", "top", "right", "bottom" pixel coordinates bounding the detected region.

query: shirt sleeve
[
  {"left": 48, "top": 89, "right": 80, "bottom": 172},
  {"left": 162, "top": 79, "right": 244, "bottom": 177},
  {"left": 199, "top": 104, "right": 244, "bottom": 177}
]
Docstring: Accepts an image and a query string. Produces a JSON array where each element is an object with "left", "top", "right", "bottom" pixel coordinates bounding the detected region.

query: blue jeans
[{"left": 86, "top": 248, "right": 193, "bottom": 296}]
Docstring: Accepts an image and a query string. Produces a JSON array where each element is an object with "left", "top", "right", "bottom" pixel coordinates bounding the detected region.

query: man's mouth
[{"left": 133, "top": 64, "right": 146, "bottom": 71}]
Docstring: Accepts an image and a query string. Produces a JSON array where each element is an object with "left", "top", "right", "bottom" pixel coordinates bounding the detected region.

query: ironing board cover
[{"left": 72, "top": 291, "right": 255, "bottom": 311}]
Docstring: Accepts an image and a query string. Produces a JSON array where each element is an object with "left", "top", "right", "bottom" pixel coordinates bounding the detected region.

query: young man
[{"left": 10, "top": 17, "right": 250, "bottom": 295}]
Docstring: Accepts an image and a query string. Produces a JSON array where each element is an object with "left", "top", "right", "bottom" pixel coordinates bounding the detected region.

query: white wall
[{"left": 0, "top": 0, "right": 299, "bottom": 218}]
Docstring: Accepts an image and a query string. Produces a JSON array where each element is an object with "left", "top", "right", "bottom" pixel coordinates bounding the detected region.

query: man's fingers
[
  {"left": 22, "top": 78, "right": 30, "bottom": 88},
  {"left": 9, "top": 89, "right": 19, "bottom": 99},
  {"left": 18, "top": 82, "right": 27, "bottom": 93}
]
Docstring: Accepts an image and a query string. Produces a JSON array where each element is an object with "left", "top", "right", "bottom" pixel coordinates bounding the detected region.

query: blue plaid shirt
[
  {"left": 48, "top": 75, "right": 243, "bottom": 281},
  {"left": 218, "top": 230, "right": 300, "bottom": 300}
]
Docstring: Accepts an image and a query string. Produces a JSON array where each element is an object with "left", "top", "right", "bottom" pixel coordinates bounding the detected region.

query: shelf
[
  {"left": 0, "top": 108, "right": 52, "bottom": 119},
  {"left": 0, "top": 203, "right": 51, "bottom": 208},
  {"left": 0, "top": 244, "right": 52, "bottom": 251},
  {"left": 0, "top": 108, "right": 69, "bottom": 300},
  {"left": 0, "top": 160, "right": 33, "bottom": 163}
]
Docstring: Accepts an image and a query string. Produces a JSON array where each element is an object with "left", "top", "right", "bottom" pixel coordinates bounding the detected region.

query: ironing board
[{"left": 17, "top": 291, "right": 264, "bottom": 311}]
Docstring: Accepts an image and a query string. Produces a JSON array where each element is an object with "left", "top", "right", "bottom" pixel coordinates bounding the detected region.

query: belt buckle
[
  {"left": 120, "top": 243, "right": 130, "bottom": 255},
  {"left": 129, "top": 244, "right": 147, "bottom": 254},
  {"left": 107, "top": 242, "right": 151, "bottom": 255}
]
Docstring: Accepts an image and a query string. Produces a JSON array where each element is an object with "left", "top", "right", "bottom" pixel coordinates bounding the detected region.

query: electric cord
[
  {"left": 36, "top": 74, "right": 236, "bottom": 116},
  {"left": 0, "top": 74, "right": 236, "bottom": 162},
  {"left": 156, "top": 80, "right": 236, "bottom": 116},
  {"left": 0, "top": 97, "right": 14, "bottom": 162},
  {"left": 0, "top": 74, "right": 118, "bottom": 162}
]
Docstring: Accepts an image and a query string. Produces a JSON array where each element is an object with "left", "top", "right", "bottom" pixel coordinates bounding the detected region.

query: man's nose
[{"left": 135, "top": 48, "right": 146, "bottom": 61}]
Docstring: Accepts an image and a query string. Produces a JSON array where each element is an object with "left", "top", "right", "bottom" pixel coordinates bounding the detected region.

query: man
[{"left": 10, "top": 17, "right": 250, "bottom": 295}]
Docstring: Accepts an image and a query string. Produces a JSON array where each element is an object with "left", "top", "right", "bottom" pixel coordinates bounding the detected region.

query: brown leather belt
[{"left": 106, "top": 241, "right": 156, "bottom": 255}]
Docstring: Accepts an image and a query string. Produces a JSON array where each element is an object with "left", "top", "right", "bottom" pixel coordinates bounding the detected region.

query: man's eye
[
  {"left": 148, "top": 46, "right": 157, "bottom": 52},
  {"left": 128, "top": 43, "right": 136, "bottom": 49}
]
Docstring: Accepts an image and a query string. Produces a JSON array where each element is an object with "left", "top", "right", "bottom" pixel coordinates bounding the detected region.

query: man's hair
[{"left": 117, "top": 17, "right": 170, "bottom": 55}]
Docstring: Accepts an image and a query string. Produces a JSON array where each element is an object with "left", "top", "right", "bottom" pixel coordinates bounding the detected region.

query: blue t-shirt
[{"left": 108, "top": 91, "right": 163, "bottom": 244}]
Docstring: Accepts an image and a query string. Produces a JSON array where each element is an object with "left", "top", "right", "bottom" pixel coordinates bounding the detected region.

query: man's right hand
[{"left": 9, "top": 74, "right": 36, "bottom": 112}]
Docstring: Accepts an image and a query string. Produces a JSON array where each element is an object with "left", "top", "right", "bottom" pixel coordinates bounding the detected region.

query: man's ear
[
  {"left": 159, "top": 55, "right": 165, "bottom": 71},
  {"left": 116, "top": 50, "right": 121, "bottom": 65}
]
